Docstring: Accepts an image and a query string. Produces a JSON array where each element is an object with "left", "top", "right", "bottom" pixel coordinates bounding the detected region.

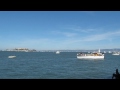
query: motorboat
[
  {"left": 77, "top": 49, "right": 104, "bottom": 59},
  {"left": 8, "top": 56, "right": 16, "bottom": 58},
  {"left": 112, "top": 52, "right": 119, "bottom": 55}
]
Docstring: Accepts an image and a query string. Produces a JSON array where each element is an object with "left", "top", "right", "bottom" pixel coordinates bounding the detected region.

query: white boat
[
  {"left": 112, "top": 52, "right": 119, "bottom": 55},
  {"left": 104, "top": 51, "right": 106, "bottom": 53},
  {"left": 56, "top": 51, "right": 60, "bottom": 54},
  {"left": 108, "top": 51, "right": 112, "bottom": 53},
  {"left": 77, "top": 49, "right": 104, "bottom": 59},
  {"left": 8, "top": 56, "right": 16, "bottom": 58}
]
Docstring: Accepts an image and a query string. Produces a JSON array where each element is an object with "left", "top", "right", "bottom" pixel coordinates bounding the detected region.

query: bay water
[{"left": 0, "top": 51, "right": 120, "bottom": 79}]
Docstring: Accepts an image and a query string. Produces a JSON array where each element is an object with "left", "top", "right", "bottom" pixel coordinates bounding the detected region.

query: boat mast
[{"left": 98, "top": 49, "right": 100, "bottom": 53}]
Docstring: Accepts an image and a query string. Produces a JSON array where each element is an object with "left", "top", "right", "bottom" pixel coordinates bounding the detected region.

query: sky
[{"left": 0, "top": 11, "right": 120, "bottom": 50}]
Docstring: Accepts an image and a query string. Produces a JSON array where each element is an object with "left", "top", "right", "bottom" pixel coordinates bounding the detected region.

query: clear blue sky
[{"left": 0, "top": 11, "right": 120, "bottom": 50}]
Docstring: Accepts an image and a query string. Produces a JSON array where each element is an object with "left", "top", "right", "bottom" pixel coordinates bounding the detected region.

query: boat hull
[
  {"left": 8, "top": 56, "right": 16, "bottom": 58},
  {"left": 112, "top": 54, "right": 119, "bottom": 55},
  {"left": 77, "top": 56, "right": 104, "bottom": 59}
]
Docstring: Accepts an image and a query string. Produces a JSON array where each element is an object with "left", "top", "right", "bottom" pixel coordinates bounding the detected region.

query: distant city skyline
[{"left": 1, "top": 11, "right": 120, "bottom": 50}]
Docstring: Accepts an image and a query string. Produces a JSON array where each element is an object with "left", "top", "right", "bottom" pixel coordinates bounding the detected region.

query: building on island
[{"left": 6, "top": 48, "right": 37, "bottom": 52}]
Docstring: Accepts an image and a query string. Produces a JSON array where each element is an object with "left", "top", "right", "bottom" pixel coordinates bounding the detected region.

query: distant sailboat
[
  {"left": 104, "top": 51, "right": 106, "bottom": 53},
  {"left": 56, "top": 51, "right": 60, "bottom": 54}
]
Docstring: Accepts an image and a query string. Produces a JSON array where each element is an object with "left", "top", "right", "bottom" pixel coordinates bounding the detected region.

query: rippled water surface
[{"left": 0, "top": 51, "right": 120, "bottom": 79}]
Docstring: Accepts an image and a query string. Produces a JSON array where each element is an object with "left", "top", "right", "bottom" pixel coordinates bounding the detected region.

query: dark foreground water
[{"left": 0, "top": 51, "right": 120, "bottom": 79}]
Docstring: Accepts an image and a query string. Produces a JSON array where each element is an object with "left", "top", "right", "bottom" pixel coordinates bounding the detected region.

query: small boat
[
  {"left": 56, "top": 51, "right": 60, "bottom": 54},
  {"left": 77, "top": 49, "right": 104, "bottom": 59},
  {"left": 108, "top": 51, "right": 112, "bottom": 53},
  {"left": 104, "top": 51, "right": 106, "bottom": 53},
  {"left": 8, "top": 56, "right": 16, "bottom": 58},
  {"left": 112, "top": 53, "right": 119, "bottom": 55},
  {"left": 112, "top": 52, "right": 119, "bottom": 55}
]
